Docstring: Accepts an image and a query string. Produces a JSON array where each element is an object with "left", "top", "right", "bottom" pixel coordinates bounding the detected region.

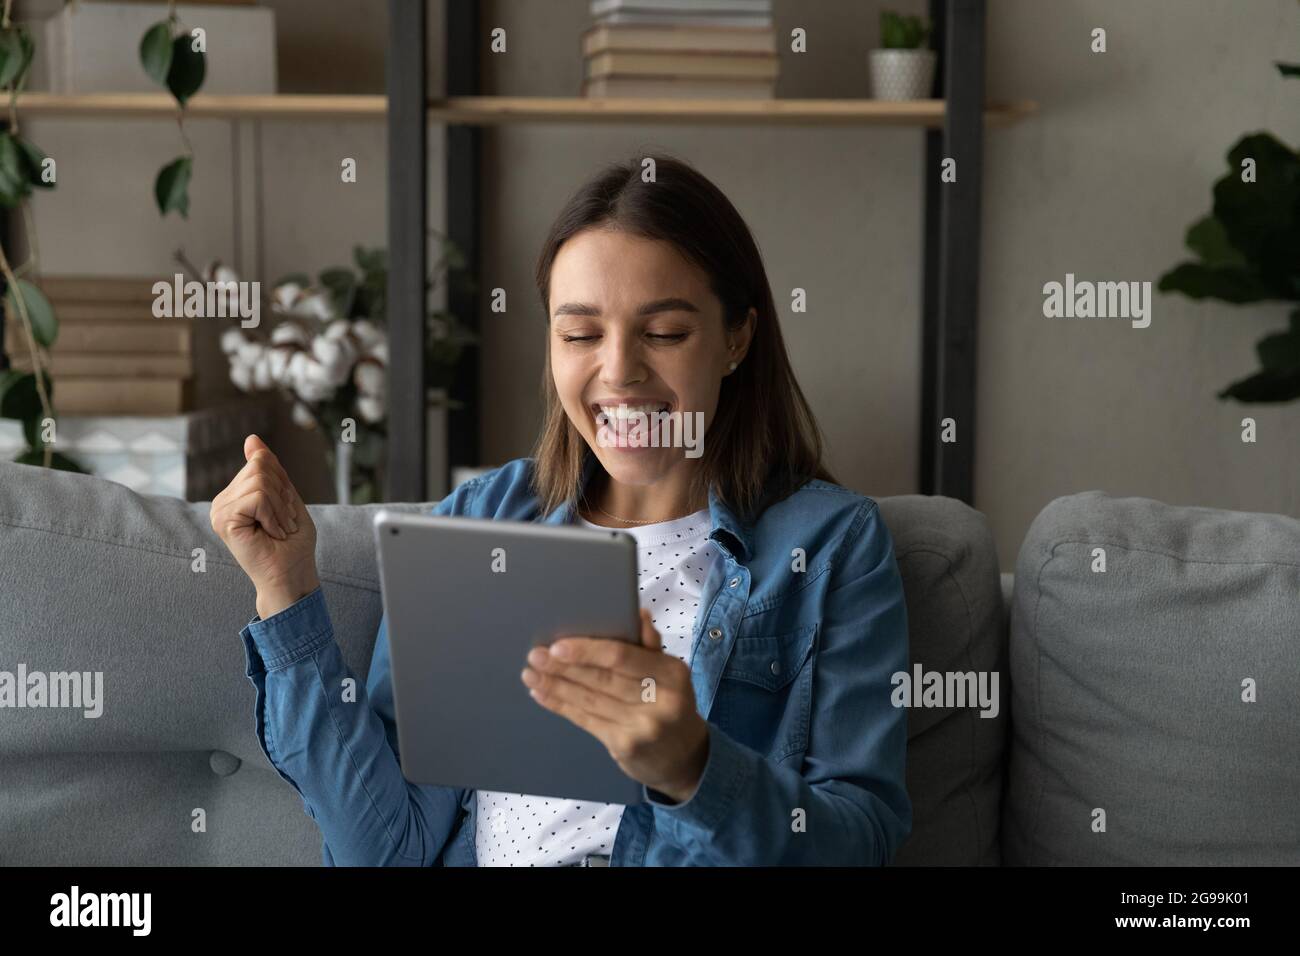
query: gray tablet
[{"left": 372, "top": 510, "right": 645, "bottom": 805}]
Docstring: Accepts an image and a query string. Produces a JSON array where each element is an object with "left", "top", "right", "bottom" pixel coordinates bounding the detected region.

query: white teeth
[{"left": 597, "top": 403, "right": 669, "bottom": 420}]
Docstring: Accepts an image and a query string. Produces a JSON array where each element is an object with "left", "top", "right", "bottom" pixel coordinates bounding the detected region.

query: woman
[{"left": 211, "top": 155, "right": 912, "bottom": 866}]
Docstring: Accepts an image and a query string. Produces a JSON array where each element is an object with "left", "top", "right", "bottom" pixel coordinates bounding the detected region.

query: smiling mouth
[{"left": 591, "top": 401, "right": 672, "bottom": 426}]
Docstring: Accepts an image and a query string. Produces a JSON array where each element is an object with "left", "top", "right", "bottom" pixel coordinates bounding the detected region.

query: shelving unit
[
  {"left": 4, "top": 0, "right": 1019, "bottom": 506},
  {"left": 390, "top": 0, "right": 1012, "bottom": 504}
]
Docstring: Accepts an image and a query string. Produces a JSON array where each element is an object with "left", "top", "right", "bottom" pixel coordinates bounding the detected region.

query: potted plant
[
  {"left": 1158, "top": 62, "right": 1300, "bottom": 403},
  {"left": 215, "top": 236, "right": 475, "bottom": 504},
  {"left": 869, "top": 11, "right": 936, "bottom": 101}
]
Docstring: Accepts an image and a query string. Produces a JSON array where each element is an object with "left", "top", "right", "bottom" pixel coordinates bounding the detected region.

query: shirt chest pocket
[{"left": 710, "top": 622, "right": 817, "bottom": 762}]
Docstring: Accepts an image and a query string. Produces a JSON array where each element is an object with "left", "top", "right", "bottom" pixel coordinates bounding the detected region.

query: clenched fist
[{"left": 211, "top": 434, "right": 321, "bottom": 620}]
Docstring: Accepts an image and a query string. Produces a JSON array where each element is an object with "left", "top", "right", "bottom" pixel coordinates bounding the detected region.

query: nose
[{"left": 597, "top": 330, "right": 645, "bottom": 387}]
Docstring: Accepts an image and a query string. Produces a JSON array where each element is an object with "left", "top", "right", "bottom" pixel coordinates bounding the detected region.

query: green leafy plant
[
  {"left": 1, "top": 0, "right": 211, "bottom": 472},
  {"left": 139, "top": 2, "right": 206, "bottom": 217},
  {"left": 880, "top": 11, "right": 931, "bottom": 50},
  {"left": 1158, "top": 62, "right": 1300, "bottom": 402},
  {"left": 0, "top": 0, "right": 81, "bottom": 471}
]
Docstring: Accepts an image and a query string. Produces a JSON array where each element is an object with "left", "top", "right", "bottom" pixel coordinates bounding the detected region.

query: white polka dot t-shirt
[{"left": 474, "top": 507, "right": 720, "bottom": 866}]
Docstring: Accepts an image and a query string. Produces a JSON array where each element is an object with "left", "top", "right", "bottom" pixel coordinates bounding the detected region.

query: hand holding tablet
[
  {"left": 375, "top": 511, "right": 658, "bottom": 804},
  {"left": 521, "top": 606, "right": 709, "bottom": 805}
]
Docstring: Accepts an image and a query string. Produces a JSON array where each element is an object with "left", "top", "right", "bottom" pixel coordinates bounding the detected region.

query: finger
[
  {"left": 548, "top": 635, "right": 668, "bottom": 679},
  {"left": 526, "top": 650, "right": 643, "bottom": 702},
  {"left": 228, "top": 487, "right": 289, "bottom": 540},
  {"left": 244, "top": 433, "right": 270, "bottom": 462},
  {"left": 233, "top": 467, "right": 298, "bottom": 532},
  {"left": 247, "top": 448, "right": 300, "bottom": 511},
  {"left": 638, "top": 609, "right": 662, "bottom": 652},
  {"left": 242, "top": 435, "right": 298, "bottom": 505},
  {"left": 523, "top": 667, "right": 633, "bottom": 722},
  {"left": 526, "top": 676, "right": 624, "bottom": 743}
]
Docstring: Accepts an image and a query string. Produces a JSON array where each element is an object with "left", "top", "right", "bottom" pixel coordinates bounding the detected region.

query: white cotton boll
[
  {"left": 272, "top": 283, "right": 304, "bottom": 312},
  {"left": 297, "top": 355, "right": 336, "bottom": 388},
  {"left": 312, "top": 336, "right": 356, "bottom": 385},
  {"left": 297, "top": 291, "right": 336, "bottom": 321},
  {"left": 251, "top": 353, "right": 273, "bottom": 391},
  {"left": 270, "top": 322, "right": 309, "bottom": 347},
  {"left": 220, "top": 328, "right": 247, "bottom": 355},
  {"left": 324, "top": 319, "right": 352, "bottom": 340},
  {"left": 351, "top": 319, "right": 382, "bottom": 349},
  {"left": 214, "top": 265, "right": 241, "bottom": 286},
  {"left": 266, "top": 347, "right": 294, "bottom": 383},
  {"left": 295, "top": 379, "right": 336, "bottom": 404},
  {"left": 354, "top": 361, "right": 385, "bottom": 397},
  {"left": 230, "top": 361, "right": 253, "bottom": 392},
  {"left": 357, "top": 394, "right": 385, "bottom": 424},
  {"left": 284, "top": 350, "right": 311, "bottom": 385},
  {"left": 366, "top": 340, "right": 388, "bottom": 366},
  {"left": 291, "top": 402, "right": 316, "bottom": 429},
  {"left": 236, "top": 340, "right": 265, "bottom": 367}
]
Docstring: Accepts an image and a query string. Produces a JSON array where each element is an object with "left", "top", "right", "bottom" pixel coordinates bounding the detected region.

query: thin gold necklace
[{"left": 590, "top": 500, "right": 703, "bottom": 526}]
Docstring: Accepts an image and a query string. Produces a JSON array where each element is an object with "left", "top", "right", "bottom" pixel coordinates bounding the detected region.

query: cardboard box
[{"left": 38, "top": 1, "right": 277, "bottom": 94}]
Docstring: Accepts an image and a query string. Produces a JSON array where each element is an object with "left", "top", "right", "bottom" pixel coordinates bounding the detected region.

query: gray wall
[{"left": 475, "top": 0, "right": 1300, "bottom": 569}]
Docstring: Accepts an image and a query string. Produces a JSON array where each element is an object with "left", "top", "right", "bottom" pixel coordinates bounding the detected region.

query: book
[
  {"left": 40, "top": 303, "right": 172, "bottom": 322},
  {"left": 591, "top": 0, "right": 771, "bottom": 14},
  {"left": 582, "top": 75, "right": 773, "bottom": 98},
  {"left": 9, "top": 352, "right": 193, "bottom": 378},
  {"left": 582, "top": 24, "right": 777, "bottom": 56},
  {"left": 49, "top": 378, "right": 191, "bottom": 415},
  {"left": 35, "top": 276, "right": 162, "bottom": 303},
  {"left": 594, "top": 12, "right": 772, "bottom": 27},
  {"left": 85, "top": 0, "right": 258, "bottom": 4},
  {"left": 586, "top": 50, "right": 779, "bottom": 79},
  {"left": 5, "top": 319, "right": 193, "bottom": 355}
]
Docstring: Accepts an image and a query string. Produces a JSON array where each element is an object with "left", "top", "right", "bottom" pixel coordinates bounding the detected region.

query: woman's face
[{"left": 548, "top": 225, "right": 750, "bottom": 491}]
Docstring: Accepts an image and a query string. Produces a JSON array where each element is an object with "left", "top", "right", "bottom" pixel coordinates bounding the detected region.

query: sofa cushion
[
  {"left": 879, "top": 496, "right": 1007, "bottom": 867},
  {"left": 0, "top": 461, "right": 1008, "bottom": 866},
  {"left": 0, "top": 460, "right": 432, "bottom": 865},
  {"left": 1003, "top": 491, "right": 1300, "bottom": 865}
]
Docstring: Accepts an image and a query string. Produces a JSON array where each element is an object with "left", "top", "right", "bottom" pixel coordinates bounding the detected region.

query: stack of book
[
  {"left": 582, "top": 0, "right": 778, "bottom": 99},
  {"left": 4, "top": 276, "right": 194, "bottom": 414}
]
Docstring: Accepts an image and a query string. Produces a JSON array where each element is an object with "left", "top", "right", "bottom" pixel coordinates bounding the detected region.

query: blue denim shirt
[{"left": 238, "top": 452, "right": 912, "bottom": 865}]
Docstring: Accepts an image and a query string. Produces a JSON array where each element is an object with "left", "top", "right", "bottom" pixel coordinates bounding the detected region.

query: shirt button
[
  {"left": 769, "top": 660, "right": 781, "bottom": 675},
  {"left": 708, "top": 627, "right": 723, "bottom": 641},
  {"left": 728, "top": 577, "right": 740, "bottom": 588}
]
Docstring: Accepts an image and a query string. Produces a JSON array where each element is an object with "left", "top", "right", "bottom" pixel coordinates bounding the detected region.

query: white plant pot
[{"left": 869, "top": 49, "right": 937, "bottom": 101}]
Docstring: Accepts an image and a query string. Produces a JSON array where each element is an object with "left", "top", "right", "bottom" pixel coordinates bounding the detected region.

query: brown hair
[{"left": 530, "top": 154, "right": 836, "bottom": 520}]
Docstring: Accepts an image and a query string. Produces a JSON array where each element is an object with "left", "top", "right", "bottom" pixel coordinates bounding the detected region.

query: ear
[{"left": 728, "top": 307, "right": 757, "bottom": 369}]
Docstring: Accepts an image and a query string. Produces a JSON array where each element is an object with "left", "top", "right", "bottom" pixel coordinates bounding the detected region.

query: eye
[
  {"left": 559, "top": 334, "right": 597, "bottom": 343},
  {"left": 647, "top": 333, "right": 688, "bottom": 342}
]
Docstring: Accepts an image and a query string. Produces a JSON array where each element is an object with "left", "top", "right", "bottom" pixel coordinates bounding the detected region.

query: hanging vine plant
[
  {"left": 139, "top": 1, "right": 207, "bottom": 216},
  {"left": 0, "top": 0, "right": 77, "bottom": 470},
  {"left": 0, "top": 0, "right": 208, "bottom": 472}
]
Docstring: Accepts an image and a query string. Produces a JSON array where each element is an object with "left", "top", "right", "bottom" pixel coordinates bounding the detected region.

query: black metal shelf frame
[{"left": 386, "top": 0, "right": 985, "bottom": 504}]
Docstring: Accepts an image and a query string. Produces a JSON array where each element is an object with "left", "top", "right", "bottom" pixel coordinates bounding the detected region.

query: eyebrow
[{"left": 551, "top": 297, "right": 701, "bottom": 319}]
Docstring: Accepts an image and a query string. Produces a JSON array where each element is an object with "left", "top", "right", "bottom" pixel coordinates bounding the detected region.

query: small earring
[{"left": 728, "top": 361, "right": 738, "bottom": 371}]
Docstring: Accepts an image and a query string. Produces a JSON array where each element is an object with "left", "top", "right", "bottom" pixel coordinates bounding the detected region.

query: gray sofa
[{"left": 1, "top": 460, "right": 1296, "bottom": 866}]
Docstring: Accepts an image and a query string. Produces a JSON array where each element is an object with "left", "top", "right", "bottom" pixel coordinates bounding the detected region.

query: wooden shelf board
[
  {"left": 15, "top": 93, "right": 1037, "bottom": 127},
  {"left": 430, "top": 96, "right": 1036, "bottom": 127},
  {"left": 15, "top": 92, "right": 385, "bottom": 119}
]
